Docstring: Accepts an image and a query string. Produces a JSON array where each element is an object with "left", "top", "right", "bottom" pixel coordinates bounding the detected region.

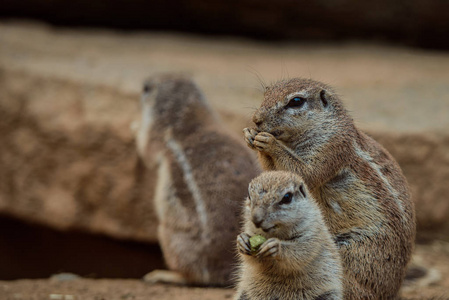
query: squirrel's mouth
[{"left": 261, "top": 225, "right": 277, "bottom": 233}]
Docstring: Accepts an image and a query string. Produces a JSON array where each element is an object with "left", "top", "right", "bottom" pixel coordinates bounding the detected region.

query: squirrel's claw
[{"left": 237, "top": 233, "right": 252, "bottom": 255}]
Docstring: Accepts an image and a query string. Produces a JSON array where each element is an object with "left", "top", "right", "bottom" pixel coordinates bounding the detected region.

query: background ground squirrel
[
  {"left": 135, "top": 74, "right": 260, "bottom": 286},
  {"left": 243, "top": 78, "right": 416, "bottom": 299},
  {"left": 235, "top": 171, "right": 343, "bottom": 300}
]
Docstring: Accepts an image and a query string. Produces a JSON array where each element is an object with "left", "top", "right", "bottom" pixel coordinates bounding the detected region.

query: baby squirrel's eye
[
  {"left": 286, "top": 97, "right": 306, "bottom": 109},
  {"left": 279, "top": 192, "right": 293, "bottom": 205}
]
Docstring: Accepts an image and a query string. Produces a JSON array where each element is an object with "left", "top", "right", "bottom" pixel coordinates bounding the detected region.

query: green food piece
[{"left": 249, "top": 235, "right": 267, "bottom": 252}]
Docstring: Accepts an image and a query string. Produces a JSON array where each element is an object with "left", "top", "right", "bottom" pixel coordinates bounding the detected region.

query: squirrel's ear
[
  {"left": 299, "top": 184, "right": 306, "bottom": 198},
  {"left": 143, "top": 82, "right": 154, "bottom": 94},
  {"left": 320, "top": 90, "right": 329, "bottom": 108}
]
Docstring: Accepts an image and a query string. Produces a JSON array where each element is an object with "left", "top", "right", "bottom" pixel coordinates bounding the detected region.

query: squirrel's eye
[
  {"left": 279, "top": 192, "right": 293, "bottom": 205},
  {"left": 286, "top": 97, "right": 306, "bottom": 109}
]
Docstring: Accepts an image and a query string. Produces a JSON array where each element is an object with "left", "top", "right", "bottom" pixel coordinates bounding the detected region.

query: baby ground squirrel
[
  {"left": 243, "top": 78, "right": 416, "bottom": 299},
  {"left": 235, "top": 171, "right": 343, "bottom": 300},
  {"left": 135, "top": 74, "right": 259, "bottom": 286}
]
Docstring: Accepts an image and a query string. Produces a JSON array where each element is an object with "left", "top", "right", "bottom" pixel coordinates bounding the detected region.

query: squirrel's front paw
[
  {"left": 254, "top": 132, "right": 279, "bottom": 153},
  {"left": 256, "top": 238, "right": 281, "bottom": 258},
  {"left": 243, "top": 128, "right": 259, "bottom": 150},
  {"left": 237, "top": 233, "right": 252, "bottom": 256}
]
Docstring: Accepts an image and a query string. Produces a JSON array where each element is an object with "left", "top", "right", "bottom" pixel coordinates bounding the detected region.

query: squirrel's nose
[
  {"left": 252, "top": 111, "right": 264, "bottom": 127},
  {"left": 252, "top": 210, "right": 264, "bottom": 228},
  {"left": 252, "top": 218, "right": 263, "bottom": 228}
]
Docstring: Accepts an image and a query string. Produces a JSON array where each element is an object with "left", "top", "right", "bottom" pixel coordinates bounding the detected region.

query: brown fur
[
  {"left": 235, "top": 171, "right": 343, "bottom": 300},
  {"left": 243, "top": 78, "right": 416, "bottom": 299},
  {"left": 135, "top": 74, "right": 260, "bottom": 286}
]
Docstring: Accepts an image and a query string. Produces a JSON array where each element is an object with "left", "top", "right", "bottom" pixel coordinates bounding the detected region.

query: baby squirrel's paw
[
  {"left": 256, "top": 238, "right": 281, "bottom": 258},
  {"left": 243, "top": 128, "right": 259, "bottom": 150},
  {"left": 237, "top": 233, "right": 252, "bottom": 256},
  {"left": 254, "top": 132, "right": 279, "bottom": 153}
]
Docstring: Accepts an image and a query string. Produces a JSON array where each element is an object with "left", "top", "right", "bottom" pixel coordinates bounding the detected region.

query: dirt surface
[
  {"left": 0, "top": 239, "right": 448, "bottom": 300},
  {"left": 0, "top": 21, "right": 449, "bottom": 298},
  {"left": 0, "top": 279, "right": 234, "bottom": 300}
]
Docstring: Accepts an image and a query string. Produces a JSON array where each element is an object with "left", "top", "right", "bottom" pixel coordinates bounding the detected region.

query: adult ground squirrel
[
  {"left": 135, "top": 74, "right": 259, "bottom": 286},
  {"left": 235, "top": 171, "right": 343, "bottom": 300},
  {"left": 243, "top": 78, "right": 415, "bottom": 299}
]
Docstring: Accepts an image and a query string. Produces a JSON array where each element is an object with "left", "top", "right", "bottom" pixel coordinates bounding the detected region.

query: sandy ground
[
  {"left": 0, "top": 279, "right": 234, "bottom": 300},
  {"left": 1, "top": 21, "right": 449, "bottom": 299},
  {"left": 1, "top": 238, "right": 449, "bottom": 300}
]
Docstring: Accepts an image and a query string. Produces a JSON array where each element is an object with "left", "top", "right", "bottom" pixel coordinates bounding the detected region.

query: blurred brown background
[{"left": 0, "top": 1, "right": 448, "bottom": 299}]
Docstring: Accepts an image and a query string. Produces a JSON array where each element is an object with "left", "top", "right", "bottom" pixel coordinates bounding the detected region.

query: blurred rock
[
  {"left": 370, "top": 132, "right": 449, "bottom": 235},
  {"left": 0, "top": 22, "right": 448, "bottom": 245},
  {"left": 0, "top": 68, "right": 159, "bottom": 243},
  {"left": 2, "top": 67, "right": 449, "bottom": 242},
  {"left": 50, "top": 273, "right": 81, "bottom": 282}
]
